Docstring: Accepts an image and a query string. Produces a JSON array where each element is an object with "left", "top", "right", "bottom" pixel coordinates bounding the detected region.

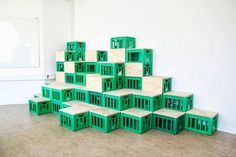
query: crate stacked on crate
[{"left": 28, "top": 36, "right": 218, "bottom": 136}]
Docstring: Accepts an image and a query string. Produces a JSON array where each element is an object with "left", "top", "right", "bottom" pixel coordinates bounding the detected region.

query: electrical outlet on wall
[{"left": 45, "top": 73, "right": 56, "bottom": 80}]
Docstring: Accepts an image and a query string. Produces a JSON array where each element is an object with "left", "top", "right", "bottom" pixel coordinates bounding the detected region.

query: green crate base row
[
  {"left": 40, "top": 82, "right": 192, "bottom": 112},
  {"left": 29, "top": 99, "right": 218, "bottom": 135},
  {"left": 29, "top": 36, "right": 219, "bottom": 136}
]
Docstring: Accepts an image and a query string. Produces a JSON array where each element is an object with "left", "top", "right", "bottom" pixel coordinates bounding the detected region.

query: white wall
[
  {"left": 74, "top": 0, "right": 236, "bottom": 134},
  {"left": 43, "top": 0, "right": 73, "bottom": 76},
  {"left": 0, "top": 0, "right": 73, "bottom": 105}
]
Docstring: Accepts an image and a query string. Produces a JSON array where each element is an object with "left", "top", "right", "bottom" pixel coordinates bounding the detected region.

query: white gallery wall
[
  {"left": 0, "top": 0, "right": 72, "bottom": 105},
  {"left": 74, "top": 0, "right": 236, "bottom": 134}
]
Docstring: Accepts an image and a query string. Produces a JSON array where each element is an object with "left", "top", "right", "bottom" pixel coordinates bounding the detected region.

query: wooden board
[
  {"left": 52, "top": 85, "right": 74, "bottom": 90},
  {"left": 55, "top": 51, "right": 65, "bottom": 61},
  {"left": 85, "top": 50, "right": 97, "bottom": 62},
  {"left": 142, "top": 76, "right": 171, "bottom": 93},
  {"left": 56, "top": 72, "right": 65, "bottom": 83},
  {"left": 103, "top": 89, "right": 134, "bottom": 96},
  {"left": 90, "top": 108, "right": 119, "bottom": 116},
  {"left": 43, "top": 83, "right": 74, "bottom": 90},
  {"left": 121, "top": 108, "right": 152, "bottom": 117},
  {"left": 30, "top": 97, "right": 50, "bottom": 102},
  {"left": 125, "top": 63, "right": 143, "bottom": 77},
  {"left": 85, "top": 74, "right": 102, "bottom": 92},
  {"left": 64, "top": 62, "right": 75, "bottom": 73},
  {"left": 133, "top": 90, "right": 162, "bottom": 97},
  {"left": 59, "top": 107, "right": 88, "bottom": 115},
  {"left": 164, "top": 91, "right": 193, "bottom": 97},
  {"left": 62, "top": 101, "right": 100, "bottom": 110},
  {"left": 153, "top": 109, "right": 185, "bottom": 118},
  {"left": 86, "top": 74, "right": 113, "bottom": 92},
  {"left": 108, "top": 49, "right": 126, "bottom": 62},
  {"left": 45, "top": 82, "right": 86, "bottom": 90},
  {"left": 186, "top": 108, "right": 218, "bottom": 118},
  {"left": 73, "top": 84, "right": 87, "bottom": 90}
]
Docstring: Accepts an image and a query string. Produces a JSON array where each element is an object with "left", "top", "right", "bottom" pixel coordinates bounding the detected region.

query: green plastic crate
[
  {"left": 100, "top": 63, "right": 125, "bottom": 76},
  {"left": 133, "top": 93, "right": 162, "bottom": 112},
  {"left": 153, "top": 109, "right": 185, "bottom": 135},
  {"left": 97, "top": 50, "right": 107, "bottom": 61},
  {"left": 88, "top": 91, "right": 103, "bottom": 106},
  {"left": 65, "top": 72, "right": 86, "bottom": 85},
  {"left": 75, "top": 52, "right": 85, "bottom": 61},
  {"left": 162, "top": 78, "right": 172, "bottom": 93},
  {"left": 66, "top": 41, "right": 86, "bottom": 53},
  {"left": 125, "top": 76, "right": 142, "bottom": 90},
  {"left": 75, "top": 88, "right": 88, "bottom": 103},
  {"left": 65, "top": 73, "right": 75, "bottom": 84},
  {"left": 75, "top": 62, "right": 86, "bottom": 72},
  {"left": 74, "top": 73, "right": 86, "bottom": 86},
  {"left": 42, "top": 86, "right": 52, "bottom": 99},
  {"left": 28, "top": 98, "right": 52, "bottom": 115},
  {"left": 56, "top": 62, "right": 64, "bottom": 72},
  {"left": 102, "top": 78, "right": 115, "bottom": 92},
  {"left": 63, "top": 51, "right": 85, "bottom": 62},
  {"left": 62, "top": 103, "right": 72, "bottom": 108},
  {"left": 64, "top": 51, "right": 75, "bottom": 61},
  {"left": 52, "top": 100, "right": 63, "bottom": 114},
  {"left": 185, "top": 109, "right": 218, "bottom": 135},
  {"left": 103, "top": 93, "right": 132, "bottom": 111},
  {"left": 126, "top": 49, "right": 153, "bottom": 64},
  {"left": 59, "top": 108, "right": 89, "bottom": 131},
  {"left": 51, "top": 88, "right": 74, "bottom": 102},
  {"left": 90, "top": 109, "right": 120, "bottom": 133},
  {"left": 162, "top": 92, "right": 193, "bottom": 112},
  {"left": 121, "top": 108, "right": 152, "bottom": 134},
  {"left": 115, "top": 76, "right": 125, "bottom": 89},
  {"left": 110, "top": 36, "right": 136, "bottom": 49},
  {"left": 143, "top": 63, "right": 153, "bottom": 76},
  {"left": 64, "top": 51, "right": 74, "bottom": 61},
  {"left": 86, "top": 62, "right": 99, "bottom": 73}
]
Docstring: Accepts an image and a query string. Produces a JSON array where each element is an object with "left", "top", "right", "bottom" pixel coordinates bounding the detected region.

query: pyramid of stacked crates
[{"left": 29, "top": 36, "right": 218, "bottom": 135}]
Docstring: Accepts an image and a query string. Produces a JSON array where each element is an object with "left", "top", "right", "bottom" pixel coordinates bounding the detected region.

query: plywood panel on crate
[
  {"left": 29, "top": 97, "right": 50, "bottom": 103},
  {"left": 60, "top": 107, "right": 88, "bottom": 115},
  {"left": 108, "top": 49, "right": 126, "bottom": 62},
  {"left": 43, "top": 82, "right": 74, "bottom": 90},
  {"left": 64, "top": 62, "right": 75, "bottom": 73},
  {"left": 85, "top": 74, "right": 104, "bottom": 92},
  {"left": 90, "top": 108, "right": 119, "bottom": 116},
  {"left": 153, "top": 109, "right": 185, "bottom": 118},
  {"left": 142, "top": 76, "right": 169, "bottom": 93},
  {"left": 85, "top": 50, "right": 97, "bottom": 62},
  {"left": 121, "top": 108, "right": 151, "bottom": 117},
  {"left": 187, "top": 109, "right": 218, "bottom": 118},
  {"left": 164, "top": 91, "right": 192, "bottom": 97},
  {"left": 56, "top": 51, "right": 65, "bottom": 61},
  {"left": 63, "top": 101, "right": 100, "bottom": 110},
  {"left": 103, "top": 89, "right": 134, "bottom": 96},
  {"left": 56, "top": 72, "right": 65, "bottom": 83},
  {"left": 125, "top": 63, "right": 143, "bottom": 77},
  {"left": 133, "top": 90, "right": 162, "bottom": 97}
]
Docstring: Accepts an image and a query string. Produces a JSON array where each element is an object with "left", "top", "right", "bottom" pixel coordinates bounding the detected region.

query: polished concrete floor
[{"left": 0, "top": 104, "right": 236, "bottom": 157}]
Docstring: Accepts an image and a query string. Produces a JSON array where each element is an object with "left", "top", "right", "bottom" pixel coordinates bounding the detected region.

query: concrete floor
[{"left": 0, "top": 104, "right": 235, "bottom": 157}]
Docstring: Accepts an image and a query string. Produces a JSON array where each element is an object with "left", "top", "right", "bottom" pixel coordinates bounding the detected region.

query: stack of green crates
[
  {"left": 28, "top": 36, "right": 219, "bottom": 136},
  {"left": 125, "top": 48, "right": 153, "bottom": 77}
]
